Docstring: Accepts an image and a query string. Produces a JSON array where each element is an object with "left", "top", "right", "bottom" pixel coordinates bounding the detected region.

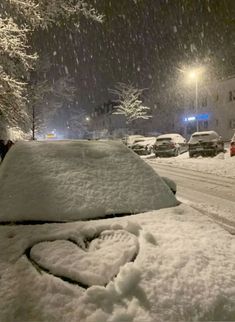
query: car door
[{"left": 177, "top": 135, "right": 187, "bottom": 154}]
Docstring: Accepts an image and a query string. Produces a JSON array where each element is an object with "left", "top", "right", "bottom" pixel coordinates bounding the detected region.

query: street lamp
[
  {"left": 179, "top": 66, "right": 204, "bottom": 132},
  {"left": 188, "top": 69, "right": 199, "bottom": 132},
  {"left": 188, "top": 67, "right": 205, "bottom": 132}
]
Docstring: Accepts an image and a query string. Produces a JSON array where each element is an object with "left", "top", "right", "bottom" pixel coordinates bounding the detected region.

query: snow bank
[
  {"left": 0, "top": 140, "right": 178, "bottom": 222},
  {"left": 146, "top": 150, "right": 235, "bottom": 178}
]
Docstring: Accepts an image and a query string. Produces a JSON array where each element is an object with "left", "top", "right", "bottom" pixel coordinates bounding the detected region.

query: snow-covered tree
[
  {"left": 0, "top": 0, "right": 103, "bottom": 132},
  {"left": 67, "top": 106, "right": 89, "bottom": 139},
  {"left": 29, "top": 75, "right": 77, "bottom": 139},
  {"left": 2, "top": 0, "right": 104, "bottom": 29},
  {"left": 0, "top": 18, "right": 37, "bottom": 127},
  {"left": 110, "top": 83, "right": 152, "bottom": 127}
]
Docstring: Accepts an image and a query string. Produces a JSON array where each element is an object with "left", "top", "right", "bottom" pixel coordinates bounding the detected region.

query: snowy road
[{"left": 146, "top": 160, "right": 235, "bottom": 233}]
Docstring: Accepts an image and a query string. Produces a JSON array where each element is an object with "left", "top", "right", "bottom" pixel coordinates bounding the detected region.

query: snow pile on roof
[
  {"left": 156, "top": 133, "right": 182, "bottom": 139},
  {"left": 191, "top": 130, "right": 218, "bottom": 136},
  {"left": 0, "top": 140, "right": 178, "bottom": 222},
  {"left": 0, "top": 204, "right": 234, "bottom": 321}
]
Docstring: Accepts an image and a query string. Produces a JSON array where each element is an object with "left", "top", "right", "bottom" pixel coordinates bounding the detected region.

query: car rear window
[
  {"left": 192, "top": 134, "right": 210, "bottom": 138},
  {"left": 156, "top": 138, "right": 172, "bottom": 142}
]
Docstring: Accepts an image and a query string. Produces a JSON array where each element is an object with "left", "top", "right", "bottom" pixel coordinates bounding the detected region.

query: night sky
[{"left": 33, "top": 0, "right": 235, "bottom": 111}]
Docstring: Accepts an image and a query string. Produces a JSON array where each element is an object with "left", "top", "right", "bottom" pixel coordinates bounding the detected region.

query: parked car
[
  {"left": 122, "top": 134, "right": 144, "bottom": 147},
  {"left": 188, "top": 131, "right": 224, "bottom": 157},
  {"left": 230, "top": 133, "right": 235, "bottom": 157},
  {"left": 153, "top": 133, "right": 188, "bottom": 157},
  {"left": 131, "top": 136, "right": 156, "bottom": 155},
  {"left": 0, "top": 141, "right": 234, "bottom": 322}
]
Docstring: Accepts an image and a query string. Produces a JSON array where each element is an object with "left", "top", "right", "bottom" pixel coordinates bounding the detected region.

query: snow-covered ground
[
  {"left": 1, "top": 205, "right": 235, "bottom": 322},
  {"left": 144, "top": 148, "right": 235, "bottom": 234},
  {"left": 0, "top": 140, "right": 234, "bottom": 322},
  {"left": 143, "top": 148, "right": 235, "bottom": 178}
]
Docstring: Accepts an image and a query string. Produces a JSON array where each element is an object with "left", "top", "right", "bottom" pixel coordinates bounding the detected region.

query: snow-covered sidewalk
[{"left": 143, "top": 150, "right": 235, "bottom": 178}]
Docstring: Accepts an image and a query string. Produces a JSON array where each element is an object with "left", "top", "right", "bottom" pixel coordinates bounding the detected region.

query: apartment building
[
  {"left": 89, "top": 100, "right": 125, "bottom": 138},
  {"left": 175, "top": 75, "right": 235, "bottom": 140}
]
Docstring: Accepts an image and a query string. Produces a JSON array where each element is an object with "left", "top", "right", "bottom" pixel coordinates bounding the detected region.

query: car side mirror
[{"left": 161, "top": 176, "right": 177, "bottom": 195}]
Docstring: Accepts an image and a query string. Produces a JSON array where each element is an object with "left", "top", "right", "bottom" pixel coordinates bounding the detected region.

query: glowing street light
[
  {"left": 189, "top": 69, "right": 199, "bottom": 131},
  {"left": 182, "top": 66, "right": 204, "bottom": 132},
  {"left": 85, "top": 116, "right": 90, "bottom": 122}
]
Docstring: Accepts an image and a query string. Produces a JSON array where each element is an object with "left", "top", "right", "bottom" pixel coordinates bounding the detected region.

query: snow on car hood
[
  {"left": 0, "top": 140, "right": 178, "bottom": 222},
  {"left": 0, "top": 204, "right": 234, "bottom": 322}
]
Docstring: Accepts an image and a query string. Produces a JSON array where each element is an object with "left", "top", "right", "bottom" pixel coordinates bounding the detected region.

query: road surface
[{"left": 146, "top": 160, "right": 235, "bottom": 234}]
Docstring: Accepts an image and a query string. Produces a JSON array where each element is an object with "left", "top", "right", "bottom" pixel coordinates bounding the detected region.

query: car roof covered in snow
[
  {"left": 191, "top": 130, "right": 219, "bottom": 137},
  {"left": 156, "top": 133, "right": 183, "bottom": 139},
  {"left": 0, "top": 140, "right": 178, "bottom": 222}
]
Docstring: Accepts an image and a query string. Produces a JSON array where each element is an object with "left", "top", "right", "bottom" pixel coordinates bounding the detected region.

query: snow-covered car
[
  {"left": 230, "top": 133, "right": 235, "bottom": 157},
  {"left": 131, "top": 136, "right": 156, "bottom": 155},
  {"left": 122, "top": 134, "right": 144, "bottom": 147},
  {"left": 153, "top": 133, "right": 188, "bottom": 157},
  {"left": 0, "top": 140, "right": 234, "bottom": 322},
  {"left": 188, "top": 131, "right": 224, "bottom": 157}
]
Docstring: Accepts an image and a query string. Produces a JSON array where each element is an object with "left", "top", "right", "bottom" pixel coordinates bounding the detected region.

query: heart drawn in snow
[{"left": 30, "top": 230, "right": 139, "bottom": 287}]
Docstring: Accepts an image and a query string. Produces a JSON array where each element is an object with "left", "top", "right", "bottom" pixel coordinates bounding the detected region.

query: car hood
[{"left": 0, "top": 204, "right": 234, "bottom": 322}]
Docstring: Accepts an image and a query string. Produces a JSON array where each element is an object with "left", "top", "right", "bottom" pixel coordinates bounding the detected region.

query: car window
[
  {"left": 192, "top": 134, "right": 210, "bottom": 138},
  {"left": 156, "top": 138, "right": 172, "bottom": 142}
]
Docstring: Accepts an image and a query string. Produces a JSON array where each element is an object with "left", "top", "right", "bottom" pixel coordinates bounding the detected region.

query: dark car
[
  {"left": 188, "top": 131, "right": 224, "bottom": 157},
  {"left": 153, "top": 133, "right": 188, "bottom": 157},
  {"left": 230, "top": 133, "right": 235, "bottom": 157}
]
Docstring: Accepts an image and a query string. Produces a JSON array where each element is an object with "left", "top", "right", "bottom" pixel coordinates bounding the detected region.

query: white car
[
  {"left": 131, "top": 136, "right": 156, "bottom": 155},
  {"left": 0, "top": 140, "right": 234, "bottom": 322},
  {"left": 153, "top": 133, "right": 188, "bottom": 157},
  {"left": 122, "top": 135, "right": 144, "bottom": 147}
]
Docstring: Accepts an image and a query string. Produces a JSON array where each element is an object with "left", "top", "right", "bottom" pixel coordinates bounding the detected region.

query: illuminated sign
[
  {"left": 184, "top": 116, "right": 196, "bottom": 122},
  {"left": 184, "top": 113, "right": 209, "bottom": 122},
  {"left": 197, "top": 113, "right": 209, "bottom": 121}
]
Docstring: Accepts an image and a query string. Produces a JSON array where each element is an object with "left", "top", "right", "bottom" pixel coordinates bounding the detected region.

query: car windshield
[{"left": 0, "top": 140, "right": 178, "bottom": 223}]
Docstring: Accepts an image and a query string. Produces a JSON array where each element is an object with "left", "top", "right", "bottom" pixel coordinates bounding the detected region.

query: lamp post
[
  {"left": 178, "top": 66, "right": 204, "bottom": 132},
  {"left": 189, "top": 70, "right": 199, "bottom": 132}
]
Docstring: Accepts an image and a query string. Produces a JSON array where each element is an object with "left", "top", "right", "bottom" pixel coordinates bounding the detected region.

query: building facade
[{"left": 175, "top": 75, "right": 235, "bottom": 140}]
